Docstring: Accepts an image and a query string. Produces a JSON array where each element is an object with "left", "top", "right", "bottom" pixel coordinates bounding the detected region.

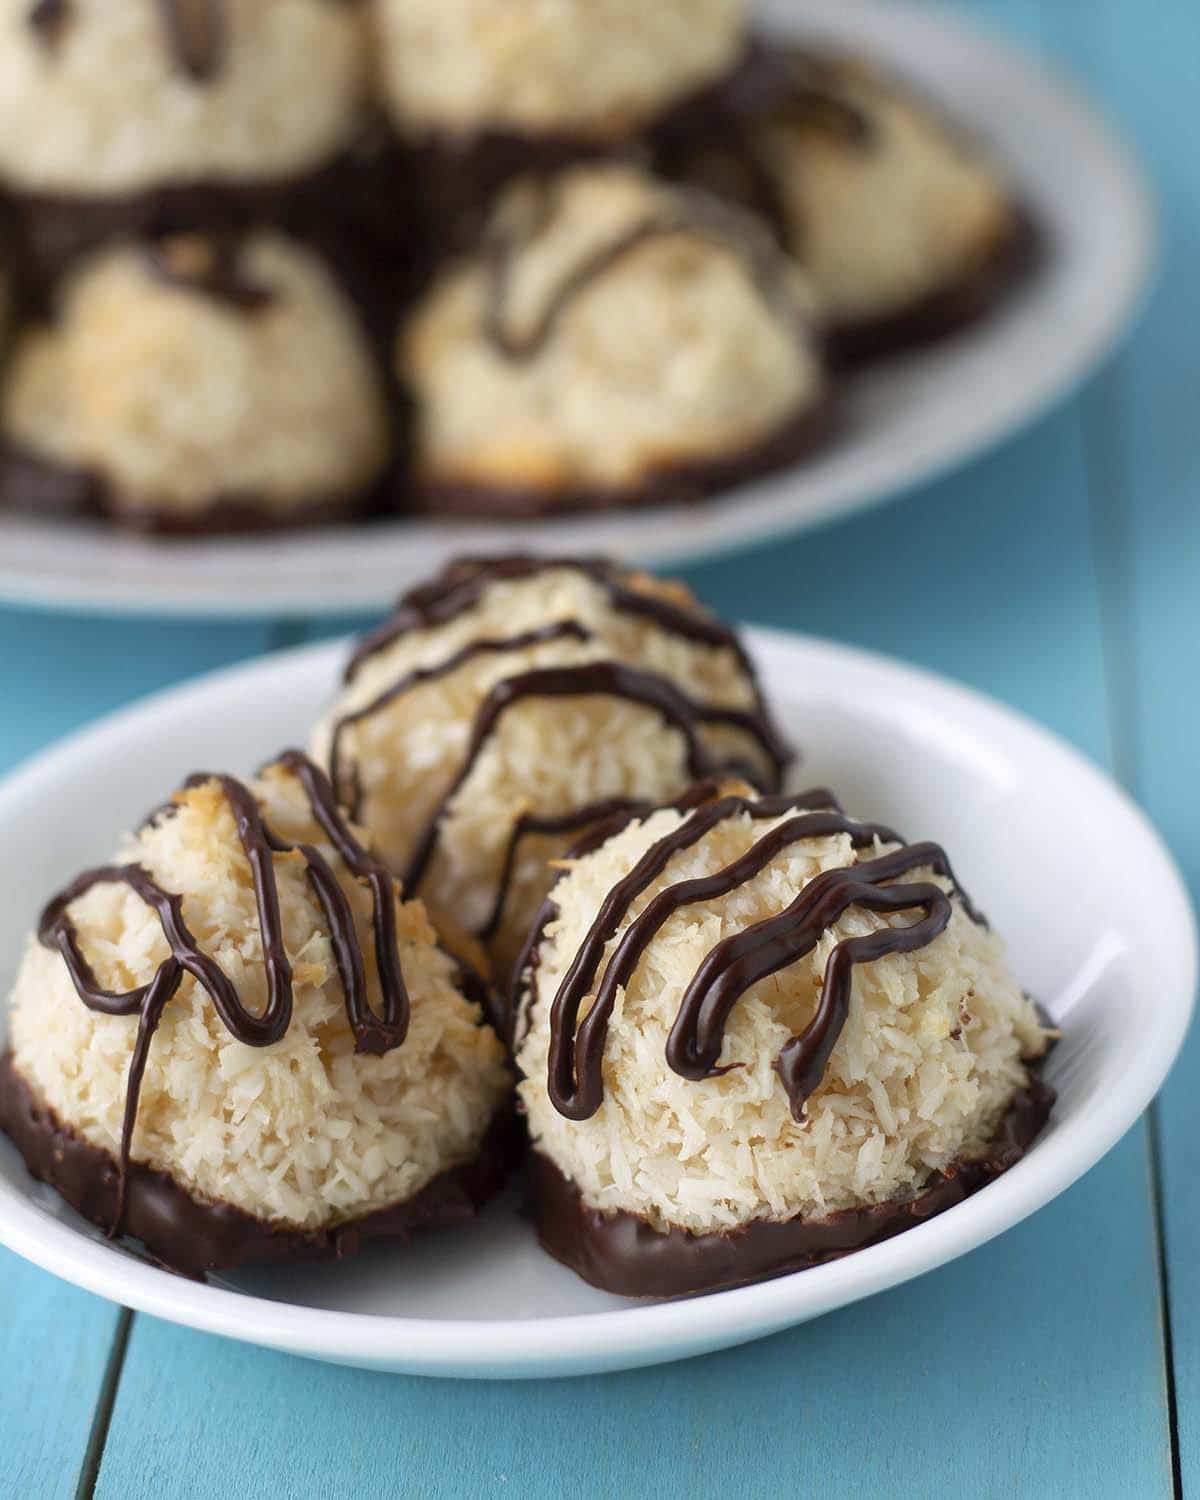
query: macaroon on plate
[
  {"left": 0, "top": 618, "right": 1191, "bottom": 1378},
  {"left": 0, "top": 0, "right": 1153, "bottom": 617}
]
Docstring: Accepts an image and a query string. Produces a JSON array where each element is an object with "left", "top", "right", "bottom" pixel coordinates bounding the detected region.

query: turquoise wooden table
[{"left": 1, "top": 2, "right": 1196, "bottom": 1494}]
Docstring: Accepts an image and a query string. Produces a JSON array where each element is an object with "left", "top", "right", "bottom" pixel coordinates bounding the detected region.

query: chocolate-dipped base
[
  {"left": 0, "top": 142, "right": 413, "bottom": 311},
  {"left": 405, "top": 394, "right": 835, "bottom": 520},
  {"left": 401, "top": 43, "right": 794, "bottom": 276},
  {"left": 824, "top": 207, "right": 1042, "bottom": 368},
  {"left": 0, "top": 1052, "right": 521, "bottom": 1278},
  {"left": 0, "top": 444, "right": 390, "bottom": 537},
  {"left": 532, "top": 1071, "right": 1054, "bottom": 1298}
]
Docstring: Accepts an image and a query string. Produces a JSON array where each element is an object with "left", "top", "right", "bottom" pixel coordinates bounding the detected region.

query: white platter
[
  {"left": 0, "top": 628, "right": 1192, "bottom": 1377},
  {"left": 0, "top": 0, "right": 1154, "bottom": 617}
]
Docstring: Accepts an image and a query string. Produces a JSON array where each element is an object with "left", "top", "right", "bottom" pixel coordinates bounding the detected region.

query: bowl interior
[{"left": 0, "top": 632, "right": 1191, "bottom": 1374}]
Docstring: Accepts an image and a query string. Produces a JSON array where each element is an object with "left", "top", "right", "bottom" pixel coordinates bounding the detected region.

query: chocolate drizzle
[
  {"left": 27, "top": 0, "right": 227, "bottom": 80},
  {"left": 332, "top": 557, "right": 792, "bottom": 942},
  {"left": 36, "top": 751, "right": 411, "bottom": 1235},
  {"left": 651, "top": 41, "right": 876, "bottom": 256},
  {"left": 26, "top": 0, "right": 70, "bottom": 46},
  {"left": 396, "top": 661, "right": 727, "bottom": 896},
  {"left": 156, "top": 0, "right": 227, "bottom": 83},
  {"left": 329, "top": 620, "right": 595, "bottom": 816},
  {"left": 767, "top": 51, "right": 874, "bottom": 146},
  {"left": 477, "top": 797, "right": 649, "bottom": 945},
  {"left": 140, "top": 234, "right": 274, "bottom": 310},
  {"left": 481, "top": 180, "right": 809, "bottom": 363},
  {"left": 520, "top": 784, "right": 982, "bottom": 1120},
  {"left": 345, "top": 556, "right": 783, "bottom": 697}
]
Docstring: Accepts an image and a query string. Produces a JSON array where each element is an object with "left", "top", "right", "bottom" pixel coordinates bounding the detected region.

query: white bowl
[
  {"left": 0, "top": 0, "right": 1154, "bottom": 617},
  {"left": 0, "top": 629, "right": 1192, "bottom": 1377}
]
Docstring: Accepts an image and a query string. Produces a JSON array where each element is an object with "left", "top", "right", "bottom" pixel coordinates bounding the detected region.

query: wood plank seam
[
  {"left": 1080, "top": 360, "right": 1183, "bottom": 1496},
  {"left": 1146, "top": 1106, "right": 1185, "bottom": 1500},
  {"left": 74, "top": 1308, "right": 134, "bottom": 1500}
]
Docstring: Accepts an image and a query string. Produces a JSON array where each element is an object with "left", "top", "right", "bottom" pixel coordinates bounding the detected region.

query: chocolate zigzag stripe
[
  {"left": 329, "top": 621, "right": 594, "bottom": 815},
  {"left": 653, "top": 40, "right": 875, "bottom": 255},
  {"left": 26, "top": 0, "right": 70, "bottom": 45},
  {"left": 333, "top": 558, "right": 792, "bottom": 941},
  {"left": 28, "top": 0, "right": 228, "bottom": 80},
  {"left": 480, "top": 182, "right": 810, "bottom": 363},
  {"left": 476, "top": 796, "right": 650, "bottom": 945},
  {"left": 345, "top": 557, "right": 784, "bottom": 711},
  {"left": 523, "top": 784, "right": 981, "bottom": 1120},
  {"left": 156, "top": 0, "right": 226, "bottom": 82},
  {"left": 396, "top": 661, "right": 730, "bottom": 896},
  {"left": 37, "top": 750, "right": 410, "bottom": 1235},
  {"left": 140, "top": 234, "right": 274, "bottom": 310}
]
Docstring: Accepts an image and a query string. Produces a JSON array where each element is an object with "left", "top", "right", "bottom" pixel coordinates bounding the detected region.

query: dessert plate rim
[
  {"left": 0, "top": 0, "right": 1156, "bottom": 618},
  {"left": 0, "top": 628, "right": 1193, "bottom": 1378}
]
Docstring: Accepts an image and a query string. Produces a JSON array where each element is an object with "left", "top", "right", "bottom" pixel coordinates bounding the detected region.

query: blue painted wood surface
[
  {"left": 0, "top": 612, "right": 275, "bottom": 1493},
  {"left": 0, "top": 0, "right": 1195, "bottom": 1493},
  {"left": 1047, "top": 0, "right": 1200, "bottom": 1490}
]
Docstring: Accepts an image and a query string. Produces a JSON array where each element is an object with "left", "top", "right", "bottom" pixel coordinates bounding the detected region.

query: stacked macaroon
[
  {"left": 1, "top": 232, "right": 392, "bottom": 530},
  {"left": 311, "top": 554, "right": 793, "bottom": 977},
  {"left": 0, "top": 0, "right": 1033, "bottom": 534},
  {"left": 0, "top": 0, "right": 395, "bottom": 531},
  {"left": 398, "top": 165, "right": 830, "bottom": 515},
  {"left": 0, "top": 0, "right": 390, "bottom": 297},
  {"left": 377, "top": 0, "right": 753, "bottom": 253},
  {"left": 1, "top": 553, "right": 1055, "bottom": 1287},
  {"left": 659, "top": 45, "right": 1034, "bottom": 363}
]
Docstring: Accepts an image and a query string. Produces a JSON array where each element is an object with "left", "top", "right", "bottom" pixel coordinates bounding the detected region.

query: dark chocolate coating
[
  {"left": 661, "top": 39, "right": 1040, "bottom": 368},
  {"left": 0, "top": 441, "right": 386, "bottom": 536},
  {"left": 0, "top": 1055, "right": 520, "bottom": 1279},
  {"left": 1, "top": 143, "right": 412, "bottom": 326},
  {"left": 532, "top": 1072, "right": 1054, "bottom": 1297},
  {"left": 405, "top": 395, "right": 836, "bottom": 520},
  {"left": 823, "top": 207, "right": 1041, "bottom": 368},
  {"left": 399, "top": 43, "right": 790, "bottom": 272}
]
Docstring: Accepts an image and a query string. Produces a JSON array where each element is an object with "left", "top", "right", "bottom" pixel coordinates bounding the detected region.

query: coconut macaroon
[
  {"left": 311, "top": 555, "right": 793, "bottom": 982},
  {"left": 400, "top": 165, "right": 829, "bottom": 515},
  {"left": 0, "top": 231, "right": 391, "bottom": 531},
  {"left": 0, "top": 751, "right": 514, "bottom": 1277},
  {"left": 375, "top": 0, "right": 746, "bottom": 144},
  {"left": 0, "top": 0, "right": 367, "bottom": 197},
  {"left": 733, "top": 49, "right": 1030, "bottom": 361},
  {"left": 514, "top": 782, "right": 1055, "bottom": 1296}
]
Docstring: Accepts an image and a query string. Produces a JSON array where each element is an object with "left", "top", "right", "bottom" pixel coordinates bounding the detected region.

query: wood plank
[
  {"left": 683, "top": 407, "right": 1112, "bottom": 753},
  {"left": 1041, "top": 0, "right": 1200, "bottom": 1484},
  {"left": 95, "top": 409, "right": 1172, "bottom": 1497},
  {"left": 0, "top": 1257, "right": 125, "bottom": 1500},
  {"left": 0, "top": 606, "right": 280, "bottom": 773},
  {"left": 94, "top": 1130, "right": 1167, "bottom": 1500},
  {"left": 0, "top": 606, "right": 277, "bottom": 1494}
]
